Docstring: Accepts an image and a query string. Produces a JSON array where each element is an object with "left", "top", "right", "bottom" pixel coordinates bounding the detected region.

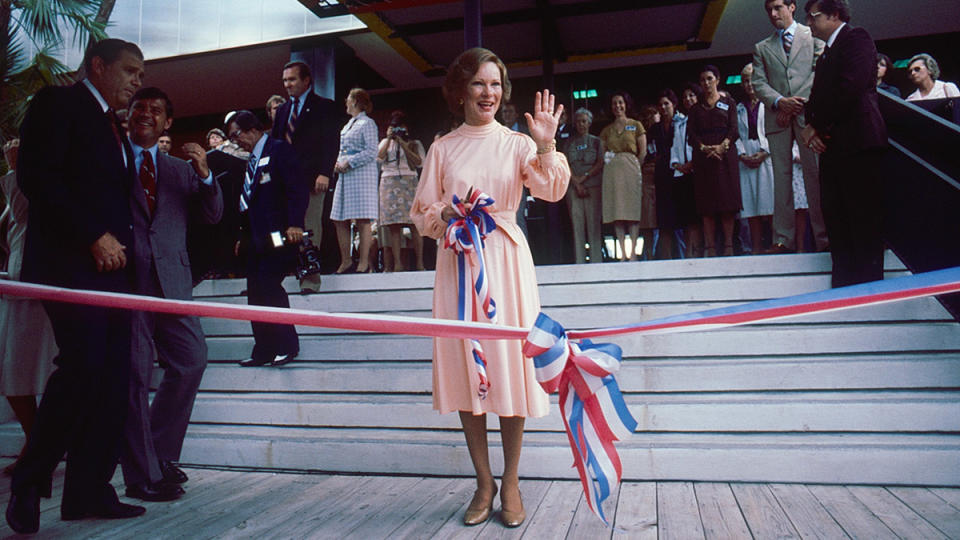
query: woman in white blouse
[{"left": 906, "top": 53, "right": 960, "bottom": 101}]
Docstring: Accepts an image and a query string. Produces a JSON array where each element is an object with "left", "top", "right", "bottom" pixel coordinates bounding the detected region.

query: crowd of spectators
[{"left": 177, "top": 41, "right": 956, "bottom": 272}]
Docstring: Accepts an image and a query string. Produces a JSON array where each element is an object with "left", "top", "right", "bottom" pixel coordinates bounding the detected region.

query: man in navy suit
[
  {"left": 8, "top": 38, "right": 146, "bottom": 534},
  {"left": 227, "top": 111, "right": 308, "bottom": 367},
  {"left": 271, "top": 61, "right": 340, "bottom": 290},
  {"left": 121, "top": 87, "right": 223, "bottom": 502},
  {"left": 802, "top": 0, "right": 887, "bottom": 287}
]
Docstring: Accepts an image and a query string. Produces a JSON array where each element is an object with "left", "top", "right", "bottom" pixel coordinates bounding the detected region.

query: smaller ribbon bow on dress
[
  {"left": 523, "top": 313, "right": 638, "bottom": 525},
  {"left": 444, "top": 188, "right": 498, "bottom": 399}
]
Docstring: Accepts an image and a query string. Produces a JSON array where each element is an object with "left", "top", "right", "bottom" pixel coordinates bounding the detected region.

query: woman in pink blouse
[{"left": 410, "top": 48, "right": 570, "bottom": 528}]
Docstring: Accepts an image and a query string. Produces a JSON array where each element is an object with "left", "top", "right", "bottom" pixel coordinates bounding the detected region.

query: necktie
[
  {"left": 106, "top": 109, "right": 123, "bottom": 147},
  {"left": 286, "top": 97, "right": 298, "bottom": 144},
  {"left": 239, "top": 152, "right": 258, "bottom": 212},
  {"left": 782, "top": 30, "right": 793, "bottom": 56},
  {"left": 139, "top": 150, "right": 157, "bottom": 215}
]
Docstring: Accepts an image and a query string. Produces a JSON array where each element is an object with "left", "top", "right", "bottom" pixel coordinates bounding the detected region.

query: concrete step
[
  {"left": 202, "top": 322, "right": 960, "bottom": 362},
  {"left": 196, "top": 353, "right": 960, "bottom": 394},
  {"left": 188, "top": 390, "right": 960, "bottom": 433},
  {"left": 168, "top": 424, "right": 960, "bottom": 485}
]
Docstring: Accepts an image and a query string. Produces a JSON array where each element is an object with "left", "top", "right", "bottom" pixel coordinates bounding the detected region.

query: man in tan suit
[{"left": 752, "top": 0, "right": 829, "bottom": 253}]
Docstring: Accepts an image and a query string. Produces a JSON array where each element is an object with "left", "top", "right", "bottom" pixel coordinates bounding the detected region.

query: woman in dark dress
[
  {"left": 687, "top": 65, "right": 741, "bottom": 257},
  {"left": 650, "top": 89, "right": 696, "bottom": 259}
]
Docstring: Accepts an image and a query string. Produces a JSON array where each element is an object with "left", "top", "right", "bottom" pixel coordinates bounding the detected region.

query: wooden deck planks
[
  {"left": 612, "top": 482, "right": 657, "bottom": 539},
  {"left": 657, "top": 482, "right": 705, "bottom": 539},
  {"left": 886, "top": 486, "right": 960, "bottom": 539},
  {"left": 768, "top": 483, "right": 849, "bottom": 539},
  {"left": 512, "top": 481, "right": 581, "bottom": 539},
  {"left": 565, "top": 481, "right": 619, "bottom": 540},
  {"left": 729, "top": 483, "right": 800, "bottom": 539},
  {"left": 694, "top": 482, "right": 752, "bottom": 539},
  {"left": 808, "top": 485, "right": 898, "bottom": 539},
  {"left": 847, "top": 486, "right": 949, "bottom": 539},
  {"left": 382, "top": 477, "right": 475, "bottom": 539},
  {"left": 214, "top": 474, "right": 364, "bottom": 538},
  {"left": 2, "top": 461, "right": 960, "bottom": 539}
]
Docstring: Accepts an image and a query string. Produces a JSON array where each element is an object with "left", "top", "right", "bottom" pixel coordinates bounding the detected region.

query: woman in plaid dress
[{"left": 332, "top": 88, "right": 379, "bottom": 273}]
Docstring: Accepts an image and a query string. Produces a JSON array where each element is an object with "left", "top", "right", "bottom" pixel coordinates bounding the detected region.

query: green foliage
[{"left": 2, "top": 0, "right": 109, "bottom": 141}]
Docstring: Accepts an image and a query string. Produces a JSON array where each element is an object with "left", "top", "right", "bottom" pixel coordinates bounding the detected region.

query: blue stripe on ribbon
[
  {"left": 586, "top": 266, "right": 960, "bottom": 337},
  {"left": 602, "top": 375, "right": 639, "bottom": 434}
]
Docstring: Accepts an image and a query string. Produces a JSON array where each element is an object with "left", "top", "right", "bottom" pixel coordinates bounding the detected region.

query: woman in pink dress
[{"left": 410, "top": 47, "right": 570, "bottom": 528}]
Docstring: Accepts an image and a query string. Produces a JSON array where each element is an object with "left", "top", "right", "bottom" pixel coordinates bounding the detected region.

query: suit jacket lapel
[
  {"left": 767, "top": 32, "right": 788, "bottom": 68},
  {"left": 787, "top": 26, "right": 809, "bottom": 68},
  {"left": 250, "top": 140, "right": 271, "bottom": 198}
]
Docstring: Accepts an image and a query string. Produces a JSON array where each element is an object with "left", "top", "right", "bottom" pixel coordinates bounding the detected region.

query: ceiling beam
[{"left": 389, "top": 0, "right": 704, "bottom": 38}]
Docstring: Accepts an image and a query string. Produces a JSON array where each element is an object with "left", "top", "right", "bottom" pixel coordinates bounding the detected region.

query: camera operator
[{"left": 377, "top": 110, "right": 425, "bottom": 271}]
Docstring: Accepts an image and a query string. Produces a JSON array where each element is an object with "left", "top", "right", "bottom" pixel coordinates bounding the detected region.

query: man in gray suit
[
  {"left": 122, "top": 87, "right": 223, "bottom": 501},
  {"left": 752, "top": 0, "right": 829, "bottom": 253}
]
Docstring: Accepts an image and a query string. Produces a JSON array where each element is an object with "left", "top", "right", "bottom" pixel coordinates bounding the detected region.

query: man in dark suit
[
  {"left": 802, "top": 0, "right": 887, "bottom": 287},
  {"left": 271, "top": 61, "right": 340, "bottom": 291},
  {"left": 227, "top": 111, "right": 308, "bottom": 367},
  {"left": 121, "top": 87, "right": 223, "bottom": 502},
  {"left": 7, "top": 39, "right": 146, "bottom": 534}
]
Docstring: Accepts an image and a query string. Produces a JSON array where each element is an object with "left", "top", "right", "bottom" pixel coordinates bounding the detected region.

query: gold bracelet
[{"left": 537, "top": 141, "right": 556, "bottom": 154}]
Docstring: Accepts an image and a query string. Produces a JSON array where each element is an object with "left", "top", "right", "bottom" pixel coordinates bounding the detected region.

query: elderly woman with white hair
[
  {"left": 906, "top": 53, "right": 960, "bottom": 101},
  {"left": 562, "top": 108, "right": 604, "bottom": 263}
]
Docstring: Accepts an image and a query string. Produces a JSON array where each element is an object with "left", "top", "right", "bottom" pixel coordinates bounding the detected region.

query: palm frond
[
  {"left": 12, "top": 0, "right": 63, "bottom": 46},
  {"left": 13, "top": 0, "right": 104, "bottom": 48},
  {"left": 61, "top": 10, "right": 106, "bottom": 48}
]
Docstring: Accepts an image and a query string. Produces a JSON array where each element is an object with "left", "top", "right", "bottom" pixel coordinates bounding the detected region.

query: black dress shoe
[
  {"left": 270, "top": 352, "right": 298, "bottom": 367},
  {"left": 125, "top": 481, "right": 184, "bottom": 502},
  {"left": 62, "top": 500, "right": 146, "bottom": 521},
  {"left": 6, "top": 485, "right": 40, "bottom": 534},
  {"left": 159, "top": 461, "right": 189, "bottom": 484},
  {"left": 238, "top": 356, "right": 272, "bottom": 367}
]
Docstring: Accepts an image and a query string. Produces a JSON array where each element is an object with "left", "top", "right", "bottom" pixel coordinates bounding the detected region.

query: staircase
[{"left": 3, "top": 252, "right": 959, "bottom": 485}]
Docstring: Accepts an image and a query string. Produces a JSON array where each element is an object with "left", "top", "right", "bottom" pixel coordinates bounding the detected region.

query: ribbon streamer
[
  {"left": 444, "top": 189, "right": 498, "bottom": 399},
  {"left": 523, "top": 313, "right": 638, "bottom": 525},
  {"left": 0, "top": 267, "right": 958, "bottom": 341}
]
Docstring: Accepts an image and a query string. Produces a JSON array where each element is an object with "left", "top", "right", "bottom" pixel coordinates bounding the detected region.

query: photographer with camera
[
  {"left": 226, "top": 110, "right": 307, "bottom": 368},
  {"left": 377, "top": 110, "right": 425, "bottom": 271}
]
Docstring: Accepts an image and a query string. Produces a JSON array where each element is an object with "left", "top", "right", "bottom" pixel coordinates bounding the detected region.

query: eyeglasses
[{"left": 806, "top": 11, "right": 822, "bottom": 21}]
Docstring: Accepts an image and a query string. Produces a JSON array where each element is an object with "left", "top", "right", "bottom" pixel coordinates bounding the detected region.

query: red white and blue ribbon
[
  {"left": 523, "top": 313, "right": 637, "bottom": 525},
  {"left": 443, "top": 189, "right": 498, "bottom": 399}
]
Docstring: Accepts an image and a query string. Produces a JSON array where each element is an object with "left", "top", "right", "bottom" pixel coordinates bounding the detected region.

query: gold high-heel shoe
[
  {"left": 463, "top": 484, "right": 497, "bottom": 526},
  {"left": 500, "top": 490, "right": 526, "bottom": 528}
]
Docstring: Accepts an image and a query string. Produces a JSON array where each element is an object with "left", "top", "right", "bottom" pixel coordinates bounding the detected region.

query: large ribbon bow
[
  {"left": 523, "top": 313, "right": 638, "bottom": 525},
  {"left": 444, "top": 189, "right": 498, "bottom": 399}
]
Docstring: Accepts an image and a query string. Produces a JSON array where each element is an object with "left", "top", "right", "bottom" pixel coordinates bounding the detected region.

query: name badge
[
  {"left": 258, "top": 156, "right": 270, "bottom": 167},
  {"left": 625, "top": 125, "right": 637, "bottom": 131},
  {"left": 259, "top": 171, "right": 272, "bottom": 184},
  {"left": 717, "top": 101, "right": 729, "bottom": 111},
  {"left": 576, "top": 144, "right": 588, "bottom": 151}
]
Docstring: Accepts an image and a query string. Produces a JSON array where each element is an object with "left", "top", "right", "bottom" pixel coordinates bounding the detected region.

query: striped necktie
[
  {"left": 782, "top": 30, "right": 793, "bottom": 56},
  {"left": 239, "top": 152, "right": 258, "bottom": 212},
  {"left": 286, "top": 96, "right": 298, "bottom": 144},
  {"left": 139, "top": 150, "right": 157, "bottom": 215}
]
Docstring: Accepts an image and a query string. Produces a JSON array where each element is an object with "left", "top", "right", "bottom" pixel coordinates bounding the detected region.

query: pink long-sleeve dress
[{"left": 411, "top": 121, "right": 570, "bottom": 418}]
